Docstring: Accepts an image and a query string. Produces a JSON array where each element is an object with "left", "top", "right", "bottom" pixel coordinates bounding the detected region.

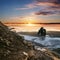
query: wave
[{"left": 19, "top": 34, "right": 60, "bottom": 49}]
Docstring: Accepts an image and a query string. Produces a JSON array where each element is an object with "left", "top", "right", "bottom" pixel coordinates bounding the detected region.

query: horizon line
[{"left": 4, "top": 22, "right": 60, "bottom": 24}]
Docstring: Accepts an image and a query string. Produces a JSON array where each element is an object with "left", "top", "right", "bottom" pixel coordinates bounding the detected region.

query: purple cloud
[
  {"left": 35, "top": 0, "right": 60, "bottom": 15},
  {"left": 35, "top": 11, "right": 56, "bottom": 15},
  {"left": 36, "top": 0, "right": 60, "bottom": 5}
]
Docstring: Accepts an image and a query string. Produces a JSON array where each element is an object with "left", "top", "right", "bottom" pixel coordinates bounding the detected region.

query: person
[{"left": 38, "top": 27, "right": 46, "bottom": 36}]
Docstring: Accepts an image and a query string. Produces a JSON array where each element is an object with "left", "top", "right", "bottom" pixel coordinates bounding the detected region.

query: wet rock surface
[{"left": 0, "top": 22, "right": 60, "bottom": 60}]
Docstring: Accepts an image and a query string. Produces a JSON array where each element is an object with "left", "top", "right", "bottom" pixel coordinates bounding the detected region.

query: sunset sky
[{"left": 0, "top": 0, "right": 60, "bottom": 32}]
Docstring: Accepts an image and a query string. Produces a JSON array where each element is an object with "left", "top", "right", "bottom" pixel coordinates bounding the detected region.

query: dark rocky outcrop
[{"left": 0, "top": 22, "right": 60, "bottom": 60}]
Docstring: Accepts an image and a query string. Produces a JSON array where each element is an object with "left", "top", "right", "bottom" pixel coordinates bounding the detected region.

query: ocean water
[
  {"left": 8, "top": 24, "right": 60, "bottom": 32},
  {"left": 19, "top": 34, "right": 60, "bottom": 49}
]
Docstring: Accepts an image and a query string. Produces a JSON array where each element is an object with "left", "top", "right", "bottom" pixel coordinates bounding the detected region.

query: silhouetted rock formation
[
  {"left": 38, "top": 27, "right": 46, "bottom": 36},
  {"left": 0, "top": 22, "right": 60, "bottom": 60}
]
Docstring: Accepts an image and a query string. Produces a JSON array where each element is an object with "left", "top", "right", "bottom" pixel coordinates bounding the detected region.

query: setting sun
[{"left": 26, "top": 23, "right": 35, "bottom": 26}]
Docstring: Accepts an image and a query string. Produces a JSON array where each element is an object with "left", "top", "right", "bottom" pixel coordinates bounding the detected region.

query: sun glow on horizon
[
  {"left": 4, "top": 23, "right": 60, "bottom": 32},
  {"left": 26, "top": 23, "right": 35, "bottom": 26}
]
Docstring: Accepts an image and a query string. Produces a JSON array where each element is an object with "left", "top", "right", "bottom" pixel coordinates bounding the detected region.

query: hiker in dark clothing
[{"left": 38, "top": 27, "right": 46, "bottom": 36}]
